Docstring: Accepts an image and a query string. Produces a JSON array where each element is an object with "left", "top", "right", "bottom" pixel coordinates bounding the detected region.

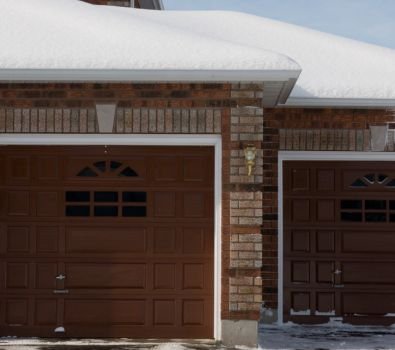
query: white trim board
[
  {"left": 0, "top": 69, "right": 300, "bottom": 83},
  {"left": 277, "top": 151, "right": 395, "bottom": 324},
  {"left": 284, "top": 97, "right": 395, "bottom": 108},
  {"left": 0, "top": 134, "right": 222, "bottom": 340}
]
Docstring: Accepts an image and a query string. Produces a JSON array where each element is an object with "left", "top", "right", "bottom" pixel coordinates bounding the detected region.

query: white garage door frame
[
  {"left": 278, "top": 151, "right": 395, "bottom": 324},
  {"left": 0, "top": 133, "right": 222, "bottom": 340}
]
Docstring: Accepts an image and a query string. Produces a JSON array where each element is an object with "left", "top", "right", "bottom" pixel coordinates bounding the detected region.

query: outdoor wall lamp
[{"left": 244, "top": 144, "right": 257, "bottom": 176}]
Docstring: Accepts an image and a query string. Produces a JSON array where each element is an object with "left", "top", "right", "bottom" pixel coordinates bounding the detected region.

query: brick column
[{"left": 222, "top": 84, "right": 264, "bottom": 346}]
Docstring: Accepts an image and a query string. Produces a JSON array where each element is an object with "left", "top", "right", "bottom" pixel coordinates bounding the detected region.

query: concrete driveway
[{"left": 259, "top": 323, "right": 395, "bottom": 350}]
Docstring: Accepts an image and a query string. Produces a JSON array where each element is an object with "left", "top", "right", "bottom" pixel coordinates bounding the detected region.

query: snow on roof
[
  {"left": 1, "top": 0, "right": 395, "bottom": 101},
  {"left": 0, "top": 0, "right": 299, "bottom": 73},
  {"left": 149, "top": 11, "right": 395, "bottom": 101}
]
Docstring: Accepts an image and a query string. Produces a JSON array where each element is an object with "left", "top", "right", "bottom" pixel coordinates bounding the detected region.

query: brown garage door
[
  {"left": 0, "top": 146, "right": 214, "bottom": 338},
  {"left": 284, "top": 161, "right": 395, "bottom": 325}
]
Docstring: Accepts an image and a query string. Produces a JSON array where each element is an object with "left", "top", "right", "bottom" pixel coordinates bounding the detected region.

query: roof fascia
[
  {"left": 283, "top": 97, "right": 395, "bottom": 109},
  {"left": 0, "top": 69, "right": 300, "bottom": 82}
]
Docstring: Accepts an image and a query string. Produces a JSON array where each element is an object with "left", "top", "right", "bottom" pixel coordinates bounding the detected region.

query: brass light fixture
[{"left": 244, "top": 144, "right": 257, "bottom": 176}]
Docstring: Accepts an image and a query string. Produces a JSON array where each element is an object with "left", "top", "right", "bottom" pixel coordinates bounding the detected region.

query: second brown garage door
[
  {"left": 0, "top": 146, "right": 214, "bottom": 338},
  {"left": 284, "top": 161, "right": 395, "bottom": 325}
]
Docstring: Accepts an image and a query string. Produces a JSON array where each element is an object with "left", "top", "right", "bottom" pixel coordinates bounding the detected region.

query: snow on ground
[
  {"left": 1, "top": 0, "right": 395, "bottom": 100},
  {"left": 259, "top": 323, "right": 395, "bottom": 350}
]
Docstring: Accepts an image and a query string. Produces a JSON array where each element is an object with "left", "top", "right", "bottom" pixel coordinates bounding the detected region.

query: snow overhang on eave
[{"left": 283, "top": 97, "right": 395, "bottom": 109}]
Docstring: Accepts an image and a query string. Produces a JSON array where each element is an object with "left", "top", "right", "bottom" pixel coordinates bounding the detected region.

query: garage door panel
[
  {"left": 316, "top": 199, "right": 335, "bottom": 222},
  {"left": 285, "top": 230, "right": 310, "bottom": 254},
  {"left": 153, "top": 299, "right": 176, "bottom": 326},
  {"left": 36, "top": 263, "right": 57, "bottom": 290},
  {"left": 36, "top": 192, "right": 59, "bottom": 217},
  {"left": 316, "top": 169, "right": 335, "bottom": 192},
  {"left": 153, "top": 157, "right": 179, "bottom": 182},
  {"left": 153, "top": 227, "right": 177, "bottom": 253},
  {"left": 7, "top": 191, "right": 30, "bottom": 216},
  {"left": 35, "top": 299, "right": 58, "bottom": 326},
  {"left": 183, "top": 157, "right": 210, "bottom": 183},
  {"left": 64, "top": 299, "right": 146, "bottom": 325},
  {"left": 182, "top": 227, "right": 207, "bottom": 254},
  {"left": 316, "top": 292, "right": 335, "bottom": 314},
  {"left": 36, "top": 226, "right": 59, "bottom": 254},
  {"left": 5, "top": 298, "right": 28, "bottom": 326},
  {"left": 6, "top": 157, "right": 30, "bottom": 185},
  {"left": 182, "top": 299, "right": 205, "bottom": 326},
  {"left": 6, "top": 226, "right": 30, "bottom": 253},
  {"left": 0, "top": 146, "right": 214, "bottom": 338},
  {"left": 285, "top": 161, "right": 395, "bottom": 324},
  {"left": 36, "top": 156, "right": 60, "bottom": 182},
  {"left": 341, "top": 231, "right": 395, "bottom": 253},
  {"left": 290, "top": 261, "right": 310, "bottom": 283},
  {"left": 153, "top": 264, "right": 176, "bottom": 290},
  {"left": 316, "top": 261, "right": 334, "bottom": 284},
  {"left": 65, "top": 263, "right": 146, "bottom": 289},
  {"left": 290, "top": 292, "right": 311, "bottom": 314},
  {"left": 342, "top": 262, "right": 395, "bottom": 284},
  {"left": 342, "top": 293, "right": 395, "bottom": 315},
  {"left": 316, "top": 231, "right": 335, "bottom": 253},
  {"left": 288, "top": 167, "right": 311, "bottom": 193},
  {"left": 65, "top": 227, "right": 147, "bottom": 254},
  {"left": 154, "top": 192, "right": 176, "bottom": 217},
  {"left": 183, "top": 192, "right": 209, "bottom": 218},
  {"left": 6, "top": 263, "right": 29, "bottom": 289}
]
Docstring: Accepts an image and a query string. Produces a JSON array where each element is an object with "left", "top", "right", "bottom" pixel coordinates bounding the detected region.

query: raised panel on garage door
[{"left": 0, "top": 146, "right": 214, "bottom": 339}]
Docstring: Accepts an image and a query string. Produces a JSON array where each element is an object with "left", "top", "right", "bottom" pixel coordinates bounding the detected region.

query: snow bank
[
  {"left": 151, "top": 343, "right": 188, "bottom": 350},
  {"left": 1, "top": 0, "right": 395, "bottom": 100}
]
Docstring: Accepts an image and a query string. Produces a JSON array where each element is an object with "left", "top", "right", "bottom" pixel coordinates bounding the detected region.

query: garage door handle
[{"left": 53, "top": 289, "right": 69, "bottom": 294}]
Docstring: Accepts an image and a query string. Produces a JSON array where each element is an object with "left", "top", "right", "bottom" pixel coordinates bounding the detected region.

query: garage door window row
[
  {"left": 341, "top": 199, "right": 395, "bottom": 223},
  {"left": 65, "top": 191, "right": 147, "bottom": 217}
]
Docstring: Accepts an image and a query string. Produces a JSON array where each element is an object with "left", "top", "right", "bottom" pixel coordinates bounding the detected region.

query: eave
[{"left": 283, "top": 97, "right": 395, "bottom": 109}]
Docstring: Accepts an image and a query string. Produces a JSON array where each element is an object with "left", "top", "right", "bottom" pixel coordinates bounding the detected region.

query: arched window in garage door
[
  {"left": 342, "top": 173, "right": 395, "bottom": 223},
  {"left": 66, "top": 160, "right": 146, "bottom": 217}
]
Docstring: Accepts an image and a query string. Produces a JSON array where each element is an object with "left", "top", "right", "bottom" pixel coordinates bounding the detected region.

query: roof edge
[
  {"left": 0, "top": 68, "right": 301, "bottom": 82},
  {"left": 283, "top": 97, "right": 395, "bottom": 109}
]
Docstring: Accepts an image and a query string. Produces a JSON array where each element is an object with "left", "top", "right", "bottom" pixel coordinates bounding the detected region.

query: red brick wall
[
  {"left": 0, "top": 83, "right": 233, "bottom": 108},
  {"left": 1, "top": 82, "right": 393, "bottom": 323},
  {"left": 0, "top": 82, "right": 263, "bottom": 322}
]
